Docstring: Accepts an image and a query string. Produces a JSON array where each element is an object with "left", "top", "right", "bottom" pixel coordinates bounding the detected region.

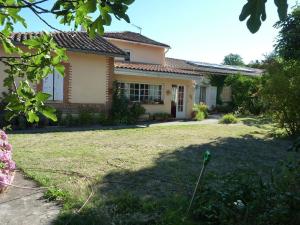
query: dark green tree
[
  {"left": 223, "top": 54, "right": 245, "bottom": 66},
  {"left": 275, "top": 7, "right": 300, "bottom": 60}
]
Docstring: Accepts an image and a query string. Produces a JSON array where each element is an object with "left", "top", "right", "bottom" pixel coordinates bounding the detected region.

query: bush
[
  {"left": 152, "top": 113, "right": 171, "bottom": 121},
  {"left": 195, "top": 111, "right": 205, "bottom": 121},
  {"left": 219, "top": 113, "right": 238, "bottom": 124},
  {"left": 263, "top": 60, "right": 300, "bottom": 136},
  {"left": 110, "top": 82, "right": 146, "bottom": 125},
  {"left": 191, "top": 159, "right": 300, "bottom": 225},
  {"left": 193, "top": 103, "right": 208, "bottom": 121},
  {"left": 78, "top": 108, "right": 95, "bottom": 126},
  {"left": 225, "top": 74, "right": 265, "bottom": 115},
  {"left": 0, "top": 130, "right": 16, "bottom": 190}
]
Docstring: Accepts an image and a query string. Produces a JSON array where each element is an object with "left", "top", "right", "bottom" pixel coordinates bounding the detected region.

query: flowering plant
[{"left": 0, "top": 130, "right": 16, "bottom": 190}]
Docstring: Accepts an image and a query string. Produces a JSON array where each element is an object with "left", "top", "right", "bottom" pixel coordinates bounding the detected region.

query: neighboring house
[{"left": 0, "top": 31, "right": 262, "bottom": 119}]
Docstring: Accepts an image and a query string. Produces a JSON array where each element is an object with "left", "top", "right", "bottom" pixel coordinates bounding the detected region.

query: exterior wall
[
  {"left": 114, "top": 74, "right": 194, "bottom": 119},
  {"left": 107, "top": 39, "right": 165, "bottom": 65},
  {"left": 0, "top": 48, "right": 113, "bottom": 113},
  {"left": 0, "top": 48, "right": 9, "bottom": 96},
  {"left": 68, "top": 52, "right": 109, "bottom": 104}
]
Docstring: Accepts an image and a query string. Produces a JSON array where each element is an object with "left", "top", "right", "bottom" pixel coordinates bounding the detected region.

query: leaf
[
  {"left": 239, "top": 0, "right": 268, "bottom": 33},
  {"left": 41, "top": 106, "right": 57, "bottom": 122},
  {"left": 27, "top": 111, "right": 39, "bottom": 123},
  {"left": 85, "top": 0, "right": 97, "bottom": 13},
  {"left": 23, "top": 38, "right": 41, "bottom": 48},
  {"left": 274, "top": 0, "right": 288, "bottom": 20},
  {"left": 55, "top": 64, "right": 65, "bottom": 76},
  {"left": 36, "top": 92, "right": 51, "bottom": 102}
]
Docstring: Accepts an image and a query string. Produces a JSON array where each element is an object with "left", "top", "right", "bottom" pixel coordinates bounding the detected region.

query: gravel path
[{"left": 0, "top": 172, "right": 60, "bottom": 225}]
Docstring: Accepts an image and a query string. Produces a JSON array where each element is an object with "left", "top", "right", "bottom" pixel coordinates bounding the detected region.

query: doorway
[{"left": 171, "top": 85, "right": 186, "bottom": 119}]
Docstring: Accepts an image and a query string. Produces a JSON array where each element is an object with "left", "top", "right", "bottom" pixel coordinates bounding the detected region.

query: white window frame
[
  {"left": 118, "top": 82, "right": 164, "bottom": 104},
  {"left": 43, "top": 68, "right": 64, "bottom": 101}
]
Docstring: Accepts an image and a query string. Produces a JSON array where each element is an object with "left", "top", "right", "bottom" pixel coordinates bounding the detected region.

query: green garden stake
[{"left": 185, "top": 150, "right": 211, "bottom": 217}]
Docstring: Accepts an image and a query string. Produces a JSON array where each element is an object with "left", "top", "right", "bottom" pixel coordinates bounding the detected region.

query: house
[{"left": 0, "top": 31, "right": 262, "bottom": 119}]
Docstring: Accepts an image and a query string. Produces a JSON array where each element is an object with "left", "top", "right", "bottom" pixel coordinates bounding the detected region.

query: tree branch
[{"left": 0, "top": 0, "right": 49, "bottom": 9}]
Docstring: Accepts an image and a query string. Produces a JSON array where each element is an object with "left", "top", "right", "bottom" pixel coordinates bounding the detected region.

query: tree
[
  {"left": 0, "top": 0, "right": 134, "bottom": 124},
  {"left": 223, "top": 54, "right": 245, "bottom": 66},
  {"left": 263, "top": 59, "right": 300, "bottom": 136},
  {"left": 274, "top": 7, "right": 300, "bottom": 60}
]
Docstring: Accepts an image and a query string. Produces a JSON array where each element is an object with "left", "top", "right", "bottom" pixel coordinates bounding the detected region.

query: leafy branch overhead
[
  {"left": 0, "top": 0, "right": 134, "bottom": 125},
  {"left": 240, "top": 0, "right": 288, "bottom": 33}
]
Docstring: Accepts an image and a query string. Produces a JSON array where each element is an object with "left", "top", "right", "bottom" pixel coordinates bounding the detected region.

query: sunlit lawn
[{"left": 9, "top": 119, "right": 296, "bottom": 224}]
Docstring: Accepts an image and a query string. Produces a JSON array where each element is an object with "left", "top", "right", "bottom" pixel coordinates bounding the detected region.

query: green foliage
[
  {"left": 193, "top": 103, "right": 209, "bottom": 121},
  {"left": 275, "top": 7, "right": 300, "bottom": 60},
  {"left": 223, "top": 54, "right": 245, "bottom": 66},
  {"left": 110, "top": 81, "right": 146, "bottom": 125},
  {"left": 78, "top": 107, "right": 96, "bottom": 125},
  {"left": 239, "top": 0, "right": 288, "bottom": 33},
  {"left": 152, "top": 113, "right": 171, "bottom": 121},
  {"left": 219, "top": 113, "right": 238, "bottom": 124},
  {"left": 191, "top": 159, "right": 300, "bottom": 225},
  {"left": 225, "top": 74, "right": 264, "bottom": 115},
  {"left": 45, "top": 187, "right": 67, "bottom": 201},
  {"left": 262, "top": 60, "right": 300, "bottom": 136}
]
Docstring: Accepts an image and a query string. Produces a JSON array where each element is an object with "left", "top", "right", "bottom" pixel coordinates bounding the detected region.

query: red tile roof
[
  {"left": 10, "top": 31, "right": 125, "bottom": 57},
  {"left": 115, "top": 61, "right": 200, "bottom": 76},
  {"left": 104, "top": 31, "right": 170, "bottom": 48}
]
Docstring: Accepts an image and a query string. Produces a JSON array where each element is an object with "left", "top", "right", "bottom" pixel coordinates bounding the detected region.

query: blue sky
[{"left": 15, "top": 0, "right": 297, "bottom": 64}]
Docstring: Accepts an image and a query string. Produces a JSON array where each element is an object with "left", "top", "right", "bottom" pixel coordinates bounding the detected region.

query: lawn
[{"left": 9, "top": 119, "right": 297, "bottom": 224}]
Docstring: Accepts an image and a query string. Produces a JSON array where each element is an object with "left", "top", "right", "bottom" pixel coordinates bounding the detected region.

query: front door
[{"left": 171, "top": 85, "right": 186, "bottom": 119}]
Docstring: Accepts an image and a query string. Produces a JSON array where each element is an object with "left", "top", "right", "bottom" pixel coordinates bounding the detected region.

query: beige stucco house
[{"left": 0, "top": 31, "right": 262, "bottom": 119}]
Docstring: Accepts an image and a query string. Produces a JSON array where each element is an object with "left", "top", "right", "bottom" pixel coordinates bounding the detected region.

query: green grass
[{"left": 9, "top": 118, "right": 297, "bottom": 224}]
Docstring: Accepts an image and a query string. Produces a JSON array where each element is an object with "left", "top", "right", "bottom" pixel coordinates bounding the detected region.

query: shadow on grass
[
  {"left": 8, "top": 124, "right": 149, "bottom": 134},
  {"left": 240, "top": 116, "right": 273, "bottom": 128},
  {"left": 53, "top": 135, "right": 293, "bottom": 225}
]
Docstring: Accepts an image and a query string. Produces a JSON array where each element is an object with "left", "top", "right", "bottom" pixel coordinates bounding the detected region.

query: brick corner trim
[{"left": 106, "top": 57, "right": 114, "bottom": 111}]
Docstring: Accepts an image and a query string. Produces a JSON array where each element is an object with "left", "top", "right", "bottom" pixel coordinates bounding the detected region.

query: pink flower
[
  {"left": 4, "top": 143, "right": 12, "bottom": 151},
  {"left": 6, "top": 160, "right": 16, "bottom": 171},
  {"left": 0, "top": 173, "right": 9, "bottom": 188},
  {"left": 0, "top": 152, "right": 11, "bottom": 162},
  {"left": 0, "top": 130, "right": 7, "bottom": 142}
]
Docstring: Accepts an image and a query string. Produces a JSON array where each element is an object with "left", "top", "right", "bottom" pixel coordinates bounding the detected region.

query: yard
[{"left": 9, "top": 119, "right": 298, "bottom": 224}]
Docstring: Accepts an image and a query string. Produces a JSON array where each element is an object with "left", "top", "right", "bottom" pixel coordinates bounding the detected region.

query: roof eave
[
  {"left": 114, "top": 68, "right": 203, "bottom": 80},
  {"left": 104, "top": 37, "right": 170, "bottom": 49},
  {"left": 11, "top": 42, "right": 126, "bottom": 58}
]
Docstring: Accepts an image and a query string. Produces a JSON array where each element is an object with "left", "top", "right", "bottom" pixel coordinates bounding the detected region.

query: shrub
[
  {"left": 225, "top": 74, "right": 265, "bottom": 115},
  {"left": 195, "top": 111, "right": 205, "bottom": 121},
  {"left": 0, "top": 130, "right": 16, "bottom": 190},
  {"left": 263, "top": 60, "right": 300, "bottom": 136},
  {"left": 78, "top": 108, "right": 95, "bottom": 126},
  {"left": 219, "top": 113, "right": 238, "bottom": 124},
  {"left": 61, "top": 114, "right": 76, "bottom": 127},
  {"left": 193, "top": 103, "right": 208, "bottom": 121},
  {"left": 110, "top": 81, "right": 146, "bottom": 125},
  {"left": 152, "top": 113, "right": 171, "bottom": 121},
  {"left": 191, "top": 159, "right": 300, "bottom": 225}
]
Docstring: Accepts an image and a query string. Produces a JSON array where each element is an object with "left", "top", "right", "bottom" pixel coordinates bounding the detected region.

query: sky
[{"left": 14, "top": 0, "right": 298, "bottom": 64}]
